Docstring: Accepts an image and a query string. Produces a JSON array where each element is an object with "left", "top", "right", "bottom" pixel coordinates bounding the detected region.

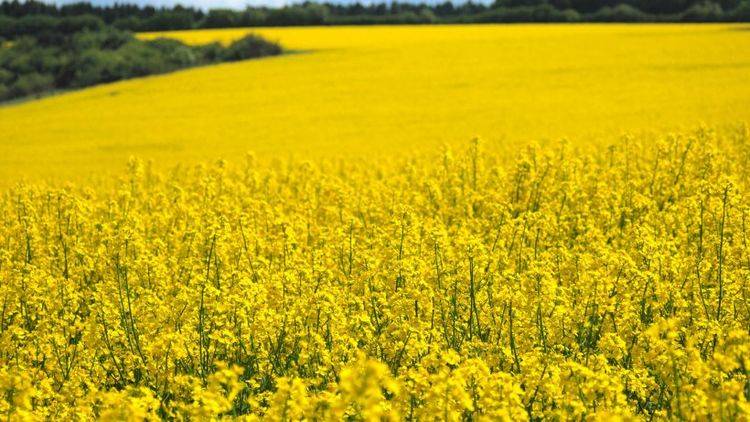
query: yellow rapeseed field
[
  {"left": 1, "top": 24, "right": 750, "bottom": 419},
  {"left": 0, "top": 24, "right": 749, "bottom": 181},
  {"left": 3, "top": 129, "right": 750, "bottom": 419}
]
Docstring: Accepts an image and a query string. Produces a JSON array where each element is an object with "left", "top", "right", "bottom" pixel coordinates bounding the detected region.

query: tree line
[
  {"left": 0, "top": 0, "right": 749, "bottom": 33},
  {"left": 0, "top": 14, "right": 281, "bottom": 103}
]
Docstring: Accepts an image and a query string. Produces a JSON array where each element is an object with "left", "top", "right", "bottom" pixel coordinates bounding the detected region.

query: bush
[
  {"left": 195, "top": 42, "right": 225, "bottom": 63},
  {"left": 223, "top": 35, "right": 282, "bottom": 61},
  {"left": 112, "top": 17, "right": 143, "bottom": 31},
  {"left": 11, "top": 14, "right": 58, "bottom": 37},
  {"left": 632, "top": 0, "right": 697, "bottom": 14},
  {"left": 146, "top": 37, "right": 198, "bottom": 67},
  {"left": 475, "top": 4, "right": 580, "bottom": 22},
  {"left": 28, "top": 46, "right": 62, "bottom": 73},
  {"left": 141, "top": 11, "right": 196, "bottom": 31},
  {"left": 117, "top": 41, "right": 167, "bottom": 76},
  {"left": 71, "top": 49, "right": 124, "bottom": 86},
  {"left": 72, "top": 28, "right": 133, "bottom": 51},
  {"left": 203, "top": 9, "right": 240, "bottom": 28},
  {"left": 0, "top": 15, "right": 14, "bottom": 39},
  {"left": 728, "top": 0, "right": 750, "bottom": 20},
  {"left": 559, "top": 8, "right": 584, "bottom": 21},
  {"left": 57, "top": 14, "right": 104, "bottom": 34},
  {"left": 589, "top": 4, "right": 650, "bottom": 21},
  {"left": 238, "top": 9, "right": 268, "bottom": 26},
  {"left": 1, "top": 41, "right": 61, "bottom": 75},
  {"left": 532, "top": 4, "right": 581, "bottom": 21},
  {"left": 266, "top": 4, "right": 329, "bottom": 26},
  {"left": 393, "top": 12, "right": 428, "bottom": 23},
  {"left": 0, "top": 68, "right": 12, "bottom": 84},
  {"left": 0, "top": 14, "right": 103, "bottom": 41},
  {"left": 681, "top": 1, "right": 724, "bottom": 21},
  {"left": 0, "top": 25, "right": 282, "bottom": 103},
  {"left": 10, "top": 71, "right": 54, "bottom": 97}
]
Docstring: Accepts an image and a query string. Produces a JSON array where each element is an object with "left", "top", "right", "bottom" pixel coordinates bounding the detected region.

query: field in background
[{"left": 0, "top": 24, "right": 749, "bottom": 182}]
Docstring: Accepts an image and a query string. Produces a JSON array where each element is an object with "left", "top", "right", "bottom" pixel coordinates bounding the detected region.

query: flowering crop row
[{"left": 1, "top": 127, "right": 749, "bottom": 419}]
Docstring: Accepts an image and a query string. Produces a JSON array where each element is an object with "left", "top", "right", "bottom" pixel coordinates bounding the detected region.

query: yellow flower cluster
[{"left": 1, "top": 127, "right": 750, "bottom": 420}]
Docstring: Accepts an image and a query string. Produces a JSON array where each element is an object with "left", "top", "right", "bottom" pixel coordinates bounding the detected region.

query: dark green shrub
[
  {"left": 531, "top": 4, "right": 581, "bottom": 21},
  {"left": 11, "top": 15, "right": 57, "bottom": 37},
  {"left": 223, "top": 35, "right": 282, "bottom": 62},
  {"left": 0, "top": 15, "right": 14, "bottom": 39},
  {"left": 0, "top": 23, "right": 281, "bottom": 103},
  {"left": 681, "top": 1, "right": 724, "bottom": 20},
  {"left": 57, "top": 14, "right": 104, "bottom": 34},
  {"left": 266, "top": 4, "right": 328, "bottom": 26},
  {"left": 0, "top": 68, "right": 12, "bottom": 84},
  {"left": 203, "top": 9, "right": 239, "bottom": 28},
  {"left": 141, "top": 11, "right": 196, "bottom": 31},
  {"left": 112, "top": 17, "right": 143, "bottom": 31},
  {"left": 590, "top": 4, "right": 650, "bottom": 21},
  {"left": 195, "top": 42, "right": 224, "bottom": 63},
  {"left": 2, "top": 40, "right": 61, "bottom": 75},
  {"left": 145, "top": 37, "right": 198, "bottom": 67},
  {"left": 10, "top": 71, "right": 54, "bottom": 97},
  {"left": 238, "top": 9, "right": 268, "bottom": 26},
  {"left": 117, "top": 41, "right": 167, "bottom": 76},
  {"left": 417, "top": 8, "right": 438, "bottom": 22},
  {"left": 72, "top": 28, "right": 133, "bottom": 51},
  {"left": 728, "top": 0, "right": 750, "bottom": 20},
  {"left": 71, "top": 49, "right": 124, "bottom": 86},
  {"left": 633, "top": 0, "right": 697, "bottom": 14},
  {"left": 475, "top": 4, "right": 580, "bottom": 22}
]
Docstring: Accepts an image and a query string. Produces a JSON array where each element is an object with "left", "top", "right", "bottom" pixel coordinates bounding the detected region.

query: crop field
[
  {"left": 0, "top": 24, "right": 749, "bottom": 181},
  {"left": 1, "top": 24, "right": 750, "bottom": 419}
]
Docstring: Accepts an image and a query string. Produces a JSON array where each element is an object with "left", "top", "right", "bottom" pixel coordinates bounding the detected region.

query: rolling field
[
  {"left": 2, "top": 24, "right": 750, "bottom": 419},
  {"left": 0, "top": 24, "right": 749, "bottom": 181}
]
